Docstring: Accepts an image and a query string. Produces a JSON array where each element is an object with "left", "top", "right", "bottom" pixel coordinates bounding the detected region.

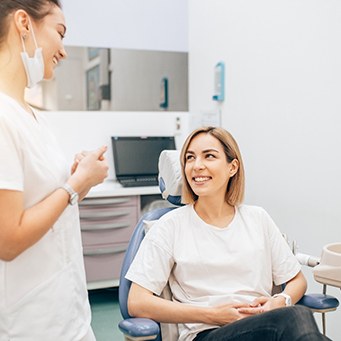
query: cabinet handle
[
  {"left": 84, "top": 245, "right": 128, "bottom": 256},
  {"left": 80, "top": 198, "right": 132, "bottom": 206},
  {"left": 81, "top": 222, "right": 130, "bottom": 231},
  {"left": 80, "top": 210, "right": 130, "bottom": 219}
]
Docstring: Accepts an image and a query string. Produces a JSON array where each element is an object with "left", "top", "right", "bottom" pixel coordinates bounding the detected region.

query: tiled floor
[{"left": 89, "top": 288, "right": 124, "bottom": 341}]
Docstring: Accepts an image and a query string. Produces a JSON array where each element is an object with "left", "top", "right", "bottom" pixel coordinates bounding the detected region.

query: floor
[{"left": 89, "top": 288, "right": 124, "bottom": 341}]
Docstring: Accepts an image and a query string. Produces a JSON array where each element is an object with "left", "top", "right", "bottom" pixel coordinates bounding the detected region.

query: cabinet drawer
[
  {"left": 83, "top": 243, "right": 128, "bottom": 282},
  {"left": 80, "top": 196, "right": 138, "bottom": 209},
  {"left": 80, "top": 205, "right": 137, "bottom": 220},
  {"left": 80, "top": 211, "right": 137, "bottom": 246}
]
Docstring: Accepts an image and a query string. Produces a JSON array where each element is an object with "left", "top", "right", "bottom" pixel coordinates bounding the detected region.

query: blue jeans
[{"left": 194, "top": 306, "right": 330, "bottom": 341}]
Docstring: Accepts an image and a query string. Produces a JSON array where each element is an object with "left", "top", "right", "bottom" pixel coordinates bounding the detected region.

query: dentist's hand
[
  {"left": 68, "top": 146, "right": 109, "bottom": 195},
  {"left": 71, "top": 148, "right": 105, "bottom": 174}
]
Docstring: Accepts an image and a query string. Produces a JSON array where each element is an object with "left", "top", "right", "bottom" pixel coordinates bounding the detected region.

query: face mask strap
[
  {"left": 20, "top": 35, "right": 27, "bottom": 53},
  {"left": 28, "top": 18, "right": 39, "bottom": 49},
  {"left": 21, "top": 17, "right": 39, "bottom": 54}
]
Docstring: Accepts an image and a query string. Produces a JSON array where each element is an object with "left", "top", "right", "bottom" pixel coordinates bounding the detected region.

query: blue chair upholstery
[
  {"left": 118, "top": 207, "right": 339, "bottom": 340},
  {"left": 118, "top": 207, "right": 176, "bottom": 341},
  {"left": 297, "top": 293, "right": 339, "bottom": 335},
  {"left": 297, "top": 293, "right": 339, "bottom": 312}
]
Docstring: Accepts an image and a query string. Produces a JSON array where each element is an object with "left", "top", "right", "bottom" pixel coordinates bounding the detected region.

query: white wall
[
  {"left": 61, "top": 0, "right": 188, "bottom": 52},
  {"left": 45, "top": 111, "right": 189, "bottom": 180},
  {"left": 189, "top": 0, "right": 341, "bottom": 338}
]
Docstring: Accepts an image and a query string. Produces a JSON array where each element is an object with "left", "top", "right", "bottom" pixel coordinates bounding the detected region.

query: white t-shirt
[
  {"left": 0, "top": 93, "right": 91, "bottom": 340},
  {"left": 126, "top": 204, "right": 301, "bottom": 341}
]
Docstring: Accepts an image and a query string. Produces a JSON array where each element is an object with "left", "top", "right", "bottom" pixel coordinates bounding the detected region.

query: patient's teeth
[{"left": 194, "top": 177, "right": 209, "bottom": 182}]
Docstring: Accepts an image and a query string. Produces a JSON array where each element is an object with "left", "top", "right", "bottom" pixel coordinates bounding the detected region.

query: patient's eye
[
  {"left": 206, "top": 153, "right": 215, "bottom": 158},
  {"left": 204, "top": 152, "right": 217, "bottom": 160},
  {"left": 185, "top": 154, "right": 195, "bottom": 161}
]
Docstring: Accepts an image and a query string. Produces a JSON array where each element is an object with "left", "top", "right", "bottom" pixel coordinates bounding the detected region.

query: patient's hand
[
  {"left": 208, "top": 303, "right": 252, "bottom": 325},
  {"left": 236, "top": 296, "right": 286, "bottom": 315}
]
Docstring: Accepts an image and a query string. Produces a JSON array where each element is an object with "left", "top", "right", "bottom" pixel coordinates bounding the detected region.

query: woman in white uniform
[
  {"left": 126, "top": 127, "right": 330, "bottom": 340},
  {"left": 0, "top": 1, "right": 108, "bottom": 340}
]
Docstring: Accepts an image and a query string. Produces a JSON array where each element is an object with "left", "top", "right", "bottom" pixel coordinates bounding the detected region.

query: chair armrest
[
  {"left": 297, "top": 293, "right": 339, "bottom": 312},
  {"left": 118, "top": 317, "right": 160, "bottom": 340}
]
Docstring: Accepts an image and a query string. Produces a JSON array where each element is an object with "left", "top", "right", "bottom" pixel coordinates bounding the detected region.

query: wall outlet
[{"left": 175, "top": 116, "right": 181, "bottom": 135}]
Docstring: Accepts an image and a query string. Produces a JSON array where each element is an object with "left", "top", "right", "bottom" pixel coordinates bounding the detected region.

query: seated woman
[{"left": 126, "top": 126, "right": 329, "bottom": 341}]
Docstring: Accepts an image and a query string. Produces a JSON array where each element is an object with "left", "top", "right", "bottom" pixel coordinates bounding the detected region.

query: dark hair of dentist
[
  {"left": 126, "top": 126, "right": 330, "bottom": 341},
  {"left": 0, "top": 1, "right": 108, "bottom": 340}
]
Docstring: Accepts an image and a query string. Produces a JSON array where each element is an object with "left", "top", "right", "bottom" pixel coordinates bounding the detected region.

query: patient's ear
[{"left": 228, "top": 159, "right": 239, "bottom": 177}]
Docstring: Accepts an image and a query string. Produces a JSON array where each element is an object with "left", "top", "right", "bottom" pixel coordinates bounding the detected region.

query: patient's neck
[{"left": 194, "top": 199, "right": 235, "bottom": 228}]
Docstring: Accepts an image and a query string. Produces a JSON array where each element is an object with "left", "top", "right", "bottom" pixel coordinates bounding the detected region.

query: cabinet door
[{"left": 83, "top": 242, "right": 128, "bottom": 282}]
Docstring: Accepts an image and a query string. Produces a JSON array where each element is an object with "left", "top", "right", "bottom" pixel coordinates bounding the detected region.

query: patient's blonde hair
[{"left": 180, "top": 126, "right": 245, "bottom": 206}]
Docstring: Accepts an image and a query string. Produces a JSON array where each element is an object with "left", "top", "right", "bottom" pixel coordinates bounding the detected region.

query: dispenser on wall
[
  {"left": 212, "top": 61, "right": 225, "bottom": 102},
  {"left": 160, "top": 77, "right": 169, "bottom": 109}
]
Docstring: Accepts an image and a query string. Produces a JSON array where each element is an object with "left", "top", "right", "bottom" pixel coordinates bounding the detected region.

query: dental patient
[{"left": 126, "top": 126, "right": 330, "bottom": 341}]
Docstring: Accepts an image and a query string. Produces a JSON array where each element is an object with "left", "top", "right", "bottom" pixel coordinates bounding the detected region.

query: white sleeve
[
  {"left": 125, "top": 221, "right": 175, "bottom": 296},
  {"left": 0, "top": 117, "right": 23, "bottom": 191},
  {"left": 262, "top": 209, "right": 301, "bottom": 285}
]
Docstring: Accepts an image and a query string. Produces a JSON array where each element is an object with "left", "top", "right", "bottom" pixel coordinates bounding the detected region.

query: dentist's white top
[
  {"left": 0, "top": 93, "right": 91, "bottom": 340},
  {"left": 126, "top": 204, "right": 301, "bottom": 341}
]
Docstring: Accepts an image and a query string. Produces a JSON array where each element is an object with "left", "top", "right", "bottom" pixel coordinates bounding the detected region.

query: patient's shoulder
[
  {"left": 237, "top": 204, "right": 272, "bottom": 221},
  {"left": 144, "top": 205, "right": 192, "bottom": 248},
  {"left": 146, "top": 205, "right": 192, "bottom": 234},
  {"left": 238, "top": 204, "right": 267, "bottom": 214},
  {"left": 158, "top": 204, "right": 192, "bottom": 223}
]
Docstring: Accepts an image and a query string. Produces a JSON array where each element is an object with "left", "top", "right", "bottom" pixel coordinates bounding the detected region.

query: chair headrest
[{"left": 158, "top": 150, "right": 182, "bottom": 206}]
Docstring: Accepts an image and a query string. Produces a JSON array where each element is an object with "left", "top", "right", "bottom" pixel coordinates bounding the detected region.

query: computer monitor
[{"left": 111, "top": 136, "right": 176, "bottom": 187}]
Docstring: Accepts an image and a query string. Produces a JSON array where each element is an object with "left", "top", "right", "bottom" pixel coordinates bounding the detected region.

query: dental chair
[{"left": 118, "top": 150, "right": 339, "bottom": 341}]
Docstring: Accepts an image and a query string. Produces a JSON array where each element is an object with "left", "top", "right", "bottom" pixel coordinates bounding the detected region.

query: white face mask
[{"left": 20, "top": 20, "right": 45, "bottom": 88}]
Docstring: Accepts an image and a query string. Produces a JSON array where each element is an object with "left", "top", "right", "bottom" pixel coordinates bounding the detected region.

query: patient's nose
[{"left": 193, "top": 157, "right": 205, "bottom": 170}]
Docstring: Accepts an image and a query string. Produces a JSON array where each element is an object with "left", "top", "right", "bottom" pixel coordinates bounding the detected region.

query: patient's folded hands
[
  {"left": 208, "top": 303, "right": 253, "bottom": 325},
  {"left": 236, "top": 296, "right": 286, "bottom": 316}
]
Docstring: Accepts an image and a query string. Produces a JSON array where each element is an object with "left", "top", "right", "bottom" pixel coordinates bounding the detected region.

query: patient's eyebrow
[
  {"left": 202, "top": 148, "right": 220, "bottom": 154},
  {"left": 185, "top": 148, "right": 220, "bottom": 156}
]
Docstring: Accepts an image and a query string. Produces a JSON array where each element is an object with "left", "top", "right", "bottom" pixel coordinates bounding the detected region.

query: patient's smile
[{"left": 193, "top": 176, "right": 211, "bottom": 182}]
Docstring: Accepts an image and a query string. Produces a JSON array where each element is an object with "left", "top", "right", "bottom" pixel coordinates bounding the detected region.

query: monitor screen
[{"left": 111, "top": 136, "right": 176, "bottom": 177}]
